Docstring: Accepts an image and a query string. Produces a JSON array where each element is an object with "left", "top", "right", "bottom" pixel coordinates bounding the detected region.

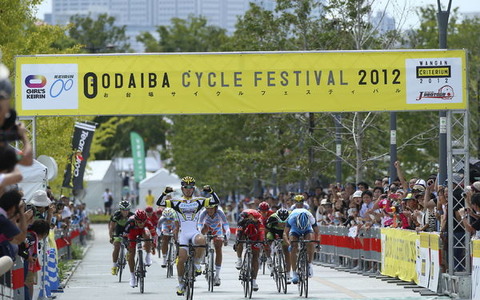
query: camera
[
  {"left": 0, "top": 109, "right": 20, "bottom": 142},
  {"left": 25, "top": 204, "right": 37, "bottom": 215}
]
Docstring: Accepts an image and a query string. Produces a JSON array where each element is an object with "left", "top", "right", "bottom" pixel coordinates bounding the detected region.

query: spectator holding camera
[
  {"left": 0, "top": 71, "right": 33, "bottom": 167},
  {"left": 0, "top": 189, "right": 34, "bottom": 259},
  {"left": 28, "top": 190, "right": 54, "bottom": 224}
]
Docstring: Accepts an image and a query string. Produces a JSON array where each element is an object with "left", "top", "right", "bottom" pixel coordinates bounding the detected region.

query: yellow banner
[
  {"left": 473, "top": 240, "right": 480, "bottom": 258},
  {"left": 15, "top": 50, "right": 467, "bottom": 116},
  {"left": 381, "top": 228, "right": 419, "bottom": 283}
]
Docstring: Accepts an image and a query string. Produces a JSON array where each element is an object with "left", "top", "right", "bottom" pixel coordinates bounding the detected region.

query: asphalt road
[{"left": 57, "top": 224, "right": 446, "bottom": 300}]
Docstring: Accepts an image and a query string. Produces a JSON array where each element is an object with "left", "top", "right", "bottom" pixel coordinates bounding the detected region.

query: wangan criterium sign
[{"left": 15, "top": 50, "right": 467, "bottom": 116}]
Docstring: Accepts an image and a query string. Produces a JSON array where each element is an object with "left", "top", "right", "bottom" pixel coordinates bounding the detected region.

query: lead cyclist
[{"left": 156, "top": 176, "right": 220, "bottom": 296}]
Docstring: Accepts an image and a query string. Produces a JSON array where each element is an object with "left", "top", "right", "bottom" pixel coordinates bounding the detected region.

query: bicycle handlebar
[
  {"left": 289, "top": 240, "right": 320, "bottom": 244},
  {"left": 177, "top": 244, "right": 207, "bottom": 248},
  {"left": 236, "top": 240, "right": 266, "bottom": 244}
]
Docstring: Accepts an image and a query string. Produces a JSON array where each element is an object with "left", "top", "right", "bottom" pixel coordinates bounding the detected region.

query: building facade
[{"left": 49, "top": 0, "right": 276, "bottom": 51}]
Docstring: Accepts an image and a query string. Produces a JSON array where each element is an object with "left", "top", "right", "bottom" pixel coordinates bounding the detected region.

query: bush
[
  {"left": 71, "top": 243, "right": 84, "bottom": 260},
  {"left": 88, "top": 214, "right": 111, "bottom": 223}
]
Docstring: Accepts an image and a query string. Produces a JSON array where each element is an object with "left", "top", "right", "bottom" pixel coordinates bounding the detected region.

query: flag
[
  {"left": 130, "top": 131, "right": 146, "bottom": 182},
  {"left": 62, "top": 122, "right": 96, "bottom": 189}
]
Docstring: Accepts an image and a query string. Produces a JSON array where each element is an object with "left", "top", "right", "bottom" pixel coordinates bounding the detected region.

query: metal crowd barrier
[
  {"left": 317, "top": 225, "right": 382, "bottom": 273},
  {"left": 0, "top": 223, "right": 89, "bottom": 300}
]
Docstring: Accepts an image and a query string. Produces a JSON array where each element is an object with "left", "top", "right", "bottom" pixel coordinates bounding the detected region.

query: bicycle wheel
[
  {"left": 260, "top": 250, "right": 266, "bottom": 275},
  {"left": 303, "top": 256, "right": 309, "bottom": 298},
  {"left": 298, "top": 251, "right": 306, "bottom": 297},
  {"left": 137, "top": 250, "right": 145, "bottom": 293},
  {"left": 246, "top": 252, "right": 253, "bottom": 299},
  {"left": 272, "top": 251, "right": 279, "bottom": 292},
  {"left": 166, "top": 241, "right": 174, "bottom": 278},
  {"left": 185, "top": 259, "right": 195, "bottom": 300},
  {"left": 241, "top": 251, "right": 251, "bottom": 298},
  {"left": 277, "top": 249, "right": 287, "bottom": 294},
  {"left": 118, "top": 244, "right": 125, "bottom": 282},
  {"left": 157, "top": 236, "right": 162, "bottom": 258},
  {"left": 207, "top": 249, "right": 215, "bottom": 292}
]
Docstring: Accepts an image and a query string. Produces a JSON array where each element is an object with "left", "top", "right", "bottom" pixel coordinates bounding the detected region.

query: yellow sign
[
  {"left": 15, "top": 50, "right": 467, "bottom": 116},
  {"left": 381, "top": 228, "right": 419, "bottom": 283}
]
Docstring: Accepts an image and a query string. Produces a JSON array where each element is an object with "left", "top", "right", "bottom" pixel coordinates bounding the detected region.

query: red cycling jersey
[{"left": 124, "top": 216, "right": 155, "bottom": 249}]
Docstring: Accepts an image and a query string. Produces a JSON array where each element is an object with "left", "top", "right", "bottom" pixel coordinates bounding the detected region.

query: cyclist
[
  {"left": 197, "top": 201, "right": 231, "bottom": 286},
  {"left": 258, "top": 201, "right": 274, "bottom": 270},
  {"left": 156, "top": 176, "right": 220, "bottom": 296},
  {"left": 157, "top": 207, "right": 178, "bottom": 267},
  {"left": 289, "top": 194, "right": 310, "bottom": 211},
  {"left": 284, "top": 206, "right": 319, "bottom": 284},
  {"left": 234, "top": 209, "right": 265, "bottom": 292},
  {"left": 265, "top": 208, "right": 291, "bottom": 283},
  {"left": 145, "top": 206, "right": 159, "bottom": 254},
  {"left": 124, "top": 209, "right": 154, "bottom": 288},
  {"left": 108, "top": 200, "right": 134, "bottom": 275}
]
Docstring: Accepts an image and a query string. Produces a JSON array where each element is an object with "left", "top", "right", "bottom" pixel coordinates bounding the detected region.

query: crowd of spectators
[{"left": 0, "top": 61, "right": 89, "bottom": 299}]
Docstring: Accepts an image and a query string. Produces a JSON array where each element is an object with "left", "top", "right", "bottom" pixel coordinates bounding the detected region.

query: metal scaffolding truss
[{"left": 444, "top": 109, "right": 470, "bottom": 298}]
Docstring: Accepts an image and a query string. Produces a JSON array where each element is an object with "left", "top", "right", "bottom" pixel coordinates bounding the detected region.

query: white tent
[
  {"left": 83, "top": 160, "right": 122, "bottom": 212},
  {"left": 138, "top": 168, "right": 181, "bottom": 208},
  {"left": 17, "top": 160, "right": 48, "bottom": 202}
]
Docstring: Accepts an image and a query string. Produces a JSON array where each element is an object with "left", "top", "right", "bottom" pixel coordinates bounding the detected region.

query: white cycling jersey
[{"left": 157, "top": 193, "right": 219, "bottom": 246}]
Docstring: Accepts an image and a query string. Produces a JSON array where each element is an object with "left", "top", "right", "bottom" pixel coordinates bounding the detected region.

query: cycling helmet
[
  {"left": 296, "top": 212, "right": 310, "bottom": 230},
  {"left": 205, "top": 198, "right": 218, "bottom": 209},
  {"left": 276, "top": 208, "right": 289, "bottom": 222},
  {"left": 134, "top": 209, "right": 148, "bottom": 222},
  {"left": 155, "top": 207, "right": 164, "bottom": 216},
  {"left": 239, "top": 211, "right": 250, "bottom": 221},
  {"left": 258, "top": 201, "right": 270, "bottom": 211},
  {"left": 293, "top": 194, "right": 305, "bottom": 202},
  {"left": 145, "top": 206, "right": 153, "bottom": 213},
  {"left": 162, "top": 208, "right": 176, "bottom": 219},
  {"left": 181, "top": 176, "right": 196, "bottom": 187},
  {"left": 119, "top": 200, "right": 131, "bottom": 210}
]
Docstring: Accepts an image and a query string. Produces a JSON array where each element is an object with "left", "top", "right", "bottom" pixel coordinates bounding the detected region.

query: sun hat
[
  {"left": 352, "top": 191, "right": 363, "bottom": 198},
  {"left": 29, "top": 190, "right": 52, "bottom": 207}
]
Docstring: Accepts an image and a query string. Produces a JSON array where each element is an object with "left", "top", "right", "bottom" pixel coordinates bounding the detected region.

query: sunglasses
[{"left": 182, "top": 185, "right": 195, "bottom": 189}]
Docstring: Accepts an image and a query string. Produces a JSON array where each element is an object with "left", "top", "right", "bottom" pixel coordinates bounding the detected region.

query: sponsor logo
[
  {"left": 22, "top": 64, "right": 78, "bottom": 110},
  {"left": 25, "top": 75, "right": 47, "bottom": 88},
  {"left": 416, "top": 66, "right": 451, "bottom": 78},
  {"left": 416, "top": 85, "right": 454, "bottom": 101}
]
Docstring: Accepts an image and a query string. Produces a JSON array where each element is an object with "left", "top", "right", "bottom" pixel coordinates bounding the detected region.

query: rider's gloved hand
[
  {"left": 203, "top": 185, "right": 213, "bottom": 194},
  {"left": 163, "top": 186, "right": 173, "bottom": 194},
  {"left": 109, "top": 237, "right": 114, "bottom": 244},
  {"left": 233, "top": 242, "right": 238, "bottom": 252}
]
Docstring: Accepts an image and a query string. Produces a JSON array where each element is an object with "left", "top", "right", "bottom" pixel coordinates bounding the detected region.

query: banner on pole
[
  {"left": 130, "top": 131, "right": 146, "bottom": 182},
  {"left": 62, "top": 122, "right": 96, "bottom": 189}
]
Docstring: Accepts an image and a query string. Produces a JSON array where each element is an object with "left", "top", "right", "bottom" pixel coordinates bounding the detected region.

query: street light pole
[{"left": 437, "top": 0, "right": 452, "bottom": 186}]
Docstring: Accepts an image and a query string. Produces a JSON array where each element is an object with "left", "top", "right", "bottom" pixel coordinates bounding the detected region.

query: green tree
[
  {"left": 91, "top": 116, "right": 170, "bottom": 160},
  {"left": 137, "top": 15, "right": 229, "bottom": 52},
  {"left": 68, "top": 13, "right": 131, "bottom": 53}
]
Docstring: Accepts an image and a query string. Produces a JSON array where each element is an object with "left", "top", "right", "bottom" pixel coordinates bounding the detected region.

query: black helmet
[{"left": 276, "top": 208, "right": 289, "bottom": 222}]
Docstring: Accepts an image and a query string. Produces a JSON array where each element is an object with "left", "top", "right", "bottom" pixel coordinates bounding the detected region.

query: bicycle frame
[
  {"left": 131, "top": 236, "right": 153, "bottom": 294},
  {"left": 237, "top": 239, "right": 258, "bottom": 299},
  {"left": 117, "top": 238, "right": 127, "bottom": 282},
  {"left": 166, "top": 235, "right": 176, "bottom": 278},
  {"left": 179, "top": 243, "right": 206, "bottom": 300},
  {"left": 291, "top": 236, "right": 318, "bottom": 298}
]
